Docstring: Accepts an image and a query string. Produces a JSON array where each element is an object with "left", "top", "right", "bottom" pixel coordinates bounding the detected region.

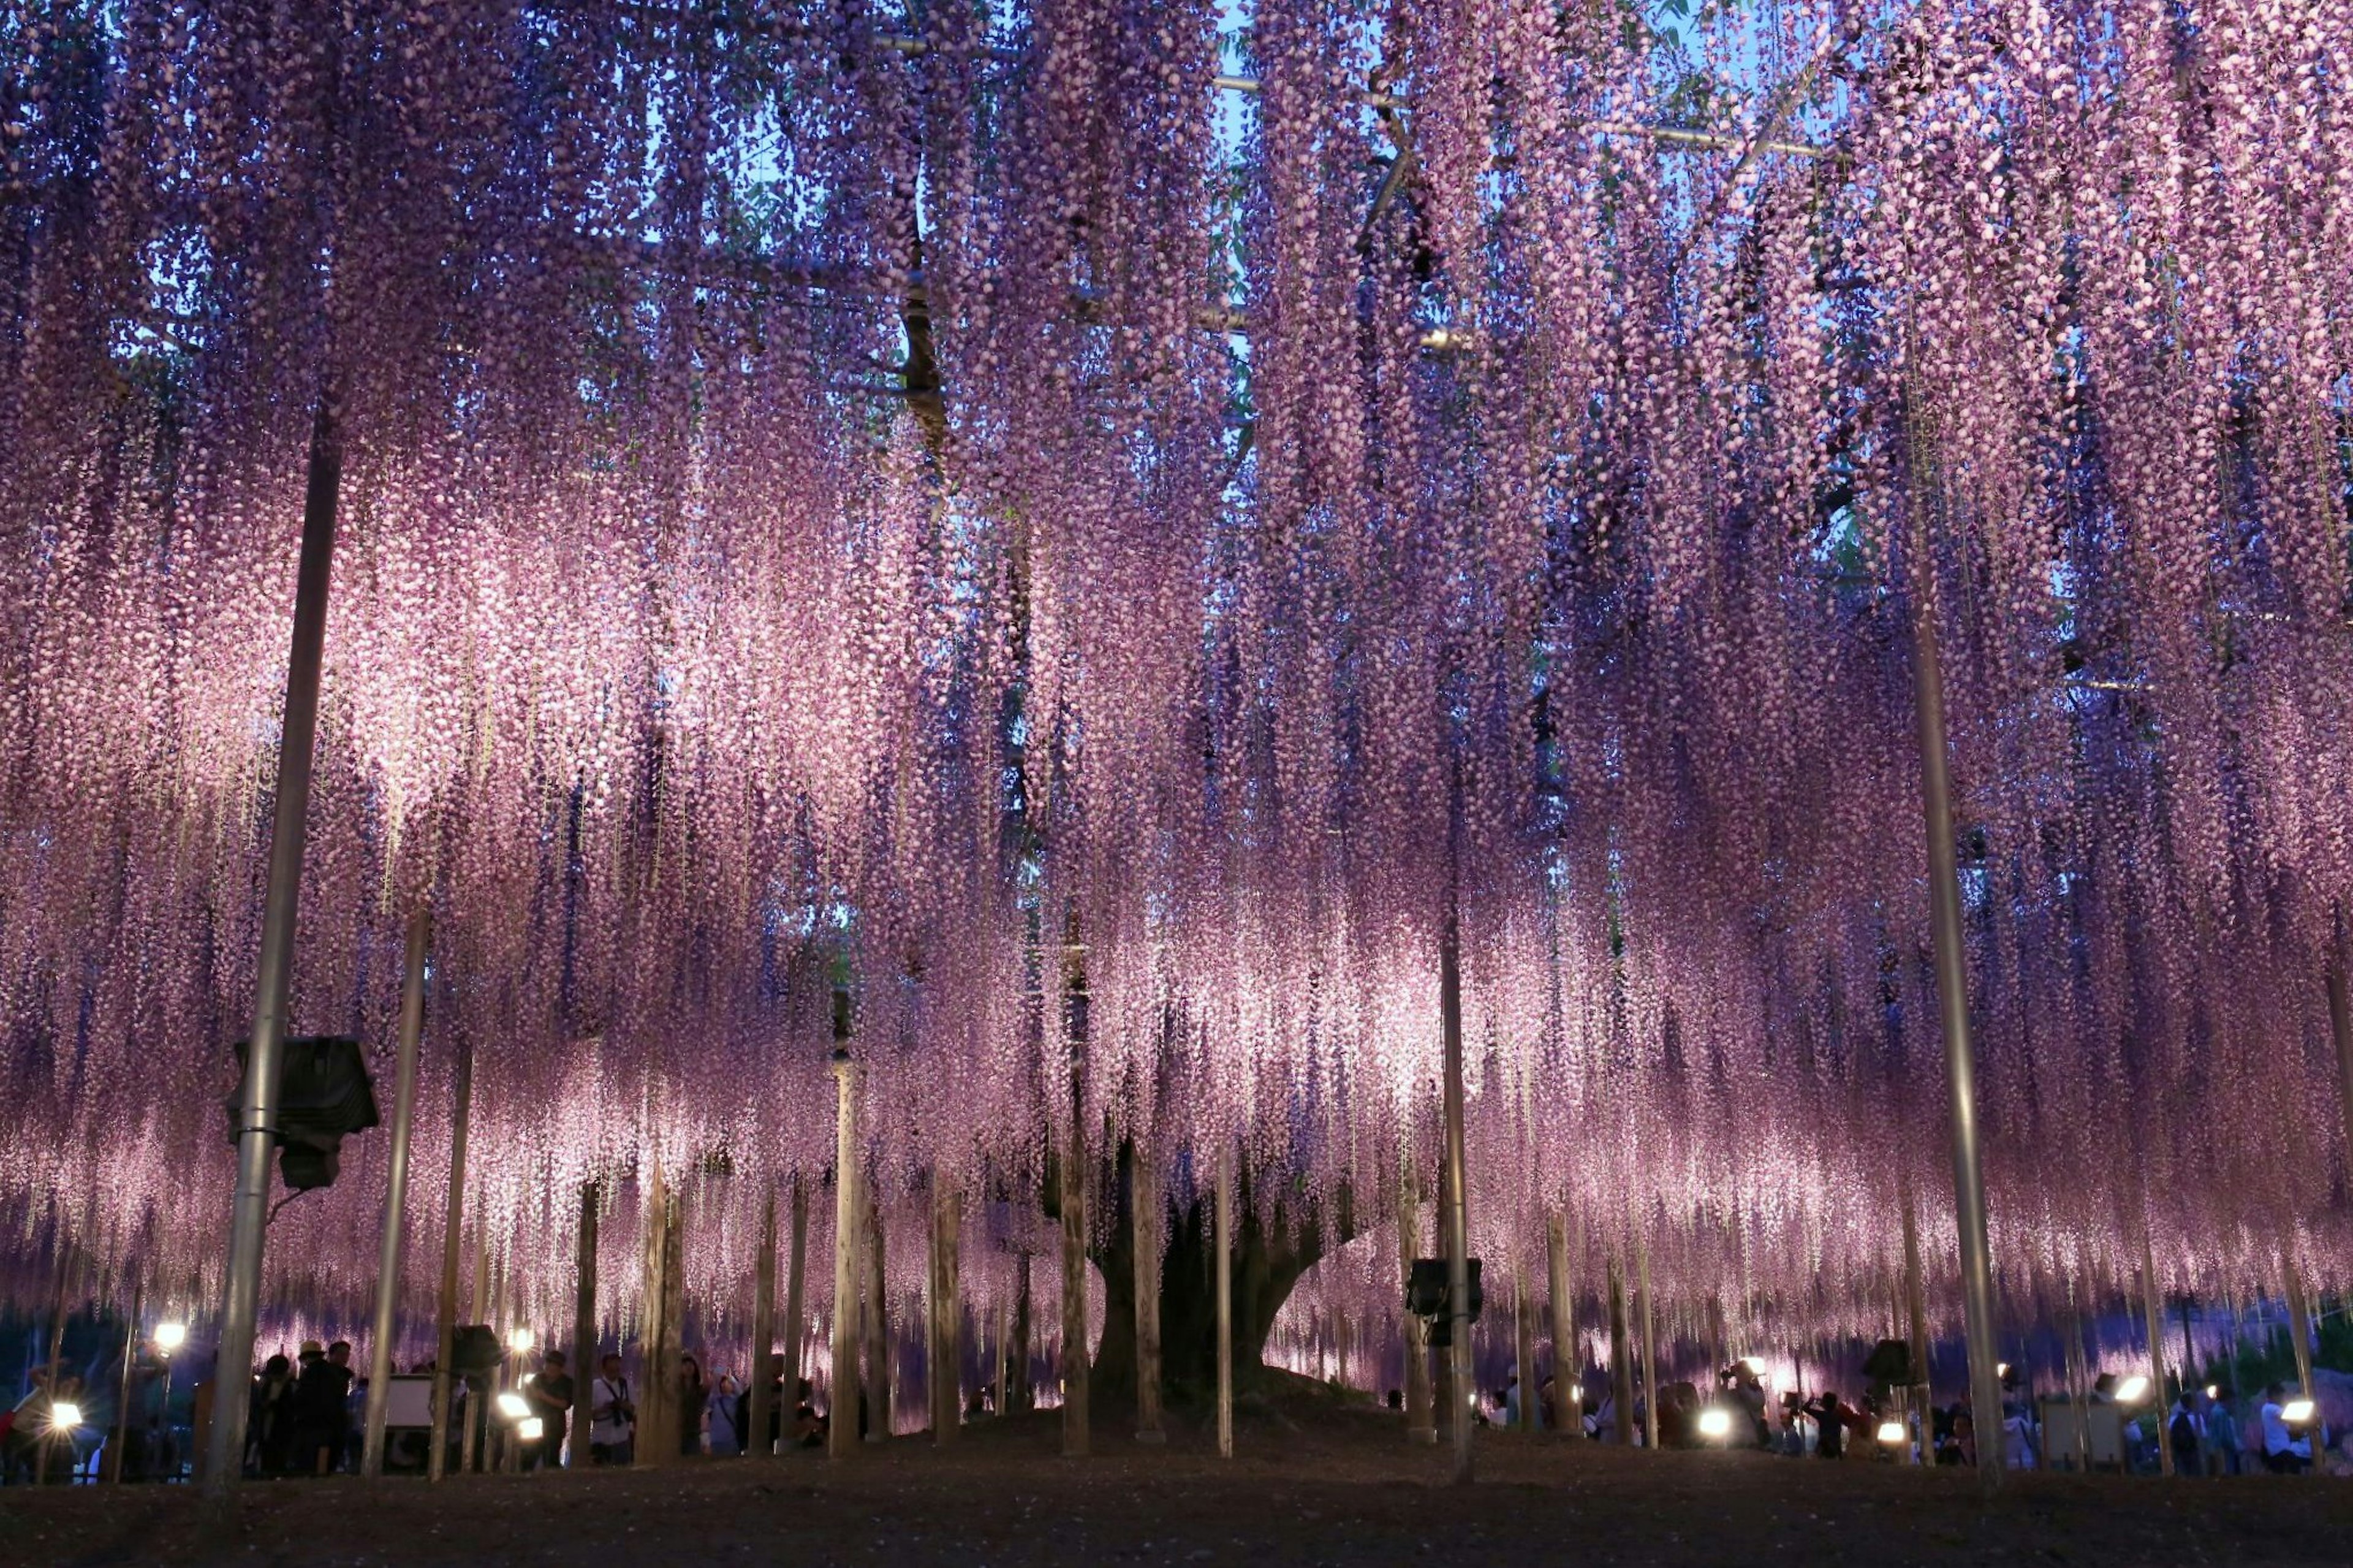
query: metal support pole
[
  {"left": 1215, "top": 1139, "right": 1233, "bottom": 1460},
  {"left": 1439, "top": 911, "right": 1474, "bottom": 1483},
  {"left": 362, "top": 907, "right": 430, "bottom": 1477},
  {"left": 569, "top": 1183, "right": 597, "bottom": 1466},
  {"left": 749, "top": 1186, "right": 777, "bottom": 1456},
  {"left": 1399, "top": 1157, "right": 1436, "bottom": 1444},
  {"left": 829, "top": 1049, "right": 861, "bottom": 1460},
  {"left": 1909, "top": 585, "right": 2006, "bottom": 1495},
  {"left": 426, "top": 1031, "right": 474, "bottom": 1482},
  {"left": 205, "top": 395, "right": 342, "bottom": 1498}
]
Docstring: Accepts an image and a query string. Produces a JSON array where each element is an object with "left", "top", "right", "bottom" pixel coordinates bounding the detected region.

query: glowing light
[
  {"left": 495, "top": 1392, "right": 532, "bottom": 1422},
  {"left": 154, "top": 1322, "right": 188, "bottom": 1354},
  {"left": 508, "top": 1327, "right": 536, "bottom": 1354},
  {"left": 2281, "top": 1399, "right": 2315, "bottom": 1424},
  {"left": 518, "top": 1417, "right": 545, "bottom": 1443},
  {"left": 50, "top": 1401, "right": 83, "bottom": 1431},
  {"left": 1697, "top": 1407, "right": 1733, "bottom": 1440},
  {"left": 2115, "top": 1376, "right": 2151, "bottom": 1404}
]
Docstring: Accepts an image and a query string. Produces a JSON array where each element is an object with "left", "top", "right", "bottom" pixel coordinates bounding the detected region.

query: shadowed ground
[{"left": 12, "top": 1398, "right": 2349, "bottom": 1567}]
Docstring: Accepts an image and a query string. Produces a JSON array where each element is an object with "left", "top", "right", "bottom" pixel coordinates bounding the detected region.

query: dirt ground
[{"left": 8, "top": 1402, "right": 2350, "bottom": 1567}]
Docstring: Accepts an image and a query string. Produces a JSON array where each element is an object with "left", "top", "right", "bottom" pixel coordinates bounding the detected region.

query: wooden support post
[
  {"left": 830, "top": 1047, "right": 862, "bottom": 1460},
  {"left": 37, "top": 1244, "right": 73, "bottom": 1486},
  {"left": 108, "top": 1279, "right": 143, "bottom": 1483},
  {"left": 994, "top": 1298, "right": 1010, "bottom": 1416},
  {"left": 1133, "top": 1141, "right": 1165, "bottom": 1443},
  {"left": 461, "top": 1221, "right": 488, "bottom": 1474},
  {"left": 863, "top": 1180, "right": 890, "bottom": 1443},
  {"left": 1608, "top": 1256, "right": 1635, "bottom": 1446},
  {"left": 635, "top": 1164, "right": 681, "bottom": 1466},
  {"left": 1010, "top": 1253, "right": 1033, "bottom": 1413},
  {"left": 1514, "top": 1265, "right": 1536, "bottom": 1431},
  {"left": 780, "top": 1176, "right": 808, "bottom": 1450},
  {"left": 1901, "top": 1187, "right": 1930, "bottom": 1464},
  {"left": 569, "top": 1183, "right": 597, "bottom": 1468},
  {"left": 749, "top": 1186, "right": 778, "bottom": 1457},
  {"left": 361, "top": 906, "right": 430, "bottom": 1478},
  {"left": 2141, "top": 1237, "right": 2173, "bottom": 1477},
  {"left": 427, "top": 1033, "right": 474, "bottom": 1482},
  {"left": 1637, "top": 1237, "right": 1659, "bottom": 1450},
  {"left": 930, "top": 1176, "right": 962, "bottom": 1443},
  {"left": 1547, "top": 1213, "right": 1574, "bottom": 1438},
  {"left": 1215, "top": 1140, "right": 1234, "bottom": 1460},
  {"left": 2284, "top": 1252, "right": 2316, "bottom": 1401},
  {"left": 1400, "top": 1159, "right": 1434, "bottom": 1444},
  {"left": 1059, "top": 1126, "right": 1089, "bottom": 1456}
]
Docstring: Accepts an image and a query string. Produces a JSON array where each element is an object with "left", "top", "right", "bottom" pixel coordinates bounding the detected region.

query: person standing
[
  {"left": 2205, "top": 1387, "right": 2243, "bottom": 1475},
  {"left": 589, "top": 1354, "right": 635, "bottom": 1466},
  {"left": 677, "top": 1354, "right": 710, "bottom": 1457},
  {"left": 1805, "top": 1389, "right": 1847, "bottom": 1459},
  {"left": 523, "top": 1350, "right": 575, "bottom": 1469},
  {"left": 248, "top": 1354, "right": 298, "bottom": 1477},
  {"left": 707, "top": 1373, "right": 741, "bottom": 1456},
  {"left": 292, "top": 1341, "right": 356, "bottom": 1475},
  {"left": 2260, "top": 1384, "right": 2311, "bottom": 1474}
]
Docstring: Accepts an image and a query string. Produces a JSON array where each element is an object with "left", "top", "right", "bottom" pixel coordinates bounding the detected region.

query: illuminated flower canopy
[{"left": 1, "top": 0, "right": 2348, "bottom": 1358}]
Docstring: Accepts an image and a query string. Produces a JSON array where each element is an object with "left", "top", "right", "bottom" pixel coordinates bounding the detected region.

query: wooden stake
[{"left": 781, "top": 1176, "right": 808, "bottom": 1451}]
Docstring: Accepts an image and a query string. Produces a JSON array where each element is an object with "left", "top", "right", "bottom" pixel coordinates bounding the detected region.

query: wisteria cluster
[{"left": 2, "top": 0, "right": 2350, "bottom": 1375}]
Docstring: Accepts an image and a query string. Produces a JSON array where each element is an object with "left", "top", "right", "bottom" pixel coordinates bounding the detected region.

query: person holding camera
[{"left": 589, "top": 1353, "right": 635, "bottom": 1466}]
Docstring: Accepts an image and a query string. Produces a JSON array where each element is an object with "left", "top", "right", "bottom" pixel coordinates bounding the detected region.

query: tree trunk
[{"left": 1088, "top": 1151, "right": 1356, "bottom": 1411}]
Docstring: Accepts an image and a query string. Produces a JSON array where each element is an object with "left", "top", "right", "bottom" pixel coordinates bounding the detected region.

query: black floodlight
[
  {"left": 224, "top": 1035, "right": 381, "bottom": 1191},
  {"left": 1405, "top": 1257, "right": 1485, "bottom": 1324}
]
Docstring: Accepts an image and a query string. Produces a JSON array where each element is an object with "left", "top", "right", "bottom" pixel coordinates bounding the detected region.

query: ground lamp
[{"left": 1696, "top": 1407, "right": 1733, "bottom": 1443}]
